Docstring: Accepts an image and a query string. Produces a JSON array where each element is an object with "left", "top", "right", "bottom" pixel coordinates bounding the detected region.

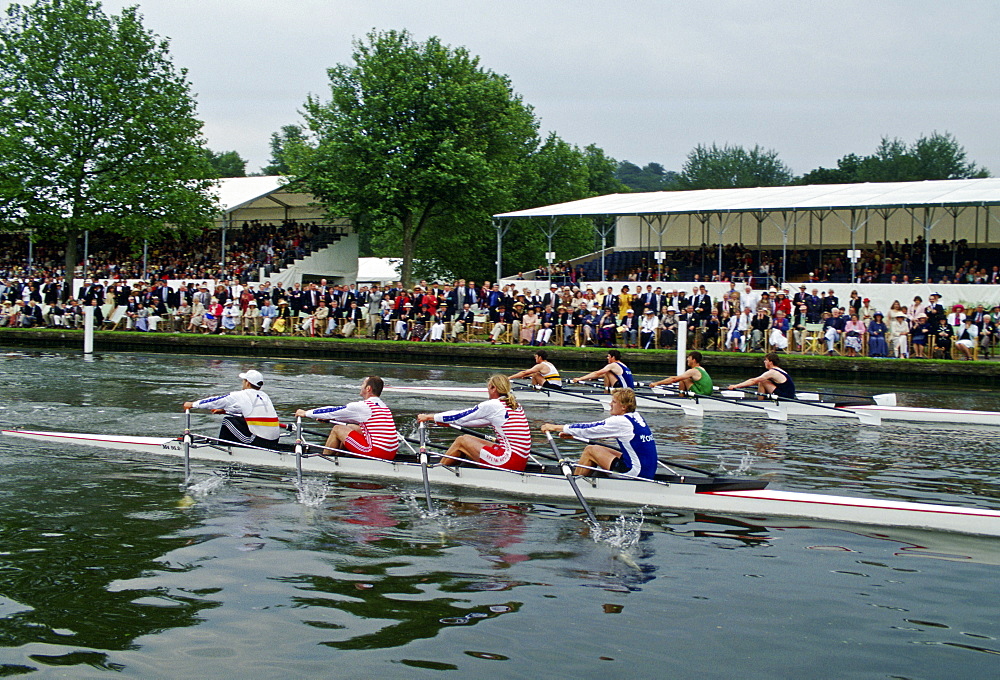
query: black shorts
[
  {"left": 609, "top": 455, "right": 630, "bottom": 474},
  {"left": 219, "top": 415, "right": 291, "bottom": 452}
]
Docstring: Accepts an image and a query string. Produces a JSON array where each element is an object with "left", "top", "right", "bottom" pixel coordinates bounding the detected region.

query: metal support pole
[
  {"left": 27, "top": 235, "right": 33, "bottom": 275},
  {"left": 221, "top": 222, "right": 227, "bottom": 277},
  {"left": 83, "top": 230, "right": 89, "bottom": 280},
  {"left": 183, "top": 409, "right": 192, "bottom": 486},
  {"left": 294, "top": 416, "right": 303, "bottom": 488},
  {"left": 676, "top": 320, "right": 687, "bottom": 376},
  {"left": 83, "top": 305, "right": 94, "bottom": 354},
  {"left": 142, "top": 240, "right": 148, "bottom": 280}
]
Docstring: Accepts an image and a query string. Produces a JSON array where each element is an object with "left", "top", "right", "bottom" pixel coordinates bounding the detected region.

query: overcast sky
[{"left": 11, "top": 0, "right": 1000, "bottom": 177}]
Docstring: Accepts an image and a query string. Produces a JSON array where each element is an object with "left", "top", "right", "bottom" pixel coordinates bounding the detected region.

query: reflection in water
[{"left": 0, "top": 351, "right": 998, "bottom": 676}]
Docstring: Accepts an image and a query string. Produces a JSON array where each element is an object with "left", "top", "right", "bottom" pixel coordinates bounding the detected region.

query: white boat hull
[
  {"left": 384, "top": 385, "right": 1000, "bottom": 426},
  {"left": 4, "top": 428, "right": 1000, "bottom": 537}
]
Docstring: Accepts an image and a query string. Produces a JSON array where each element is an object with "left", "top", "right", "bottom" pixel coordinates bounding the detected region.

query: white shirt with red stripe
[
  {"left": 304, "top": 397, "right": 399, "bottom": 456},
  {"left": 192, "top": 388, "right": 280, "bottom": 440},
  {"left": 434, "top": 398, "right": 532, "bottom": 470}
]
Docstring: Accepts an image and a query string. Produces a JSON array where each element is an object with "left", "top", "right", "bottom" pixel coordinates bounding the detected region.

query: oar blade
[
  {"left": 873, "top": 393, "right": 897, "bottom": 407},
  {"left": 853, "top": 410, "right": 882, "bottom": 426},
  {"left": 680, "top": 402, "right": 704, "bottom": 418},
  {"left": 763, "top": 403, "right": 788, "bottom": 421}
]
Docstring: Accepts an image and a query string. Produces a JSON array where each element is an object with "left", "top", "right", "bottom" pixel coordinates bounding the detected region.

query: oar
[
  {"left": 644, "top": 384, "right": 786, "bottom": 421},
  {"left": 569, "top": 380, "right": 704, "bottom": 417},
  {"left": 417, "top": 422, "right": 433, "bottom": 512},
  {"left": 729, "top": 387, "right": 881, "bottom": 426},
  {"left": 560, "top": 431, "right": 718, "bottom": 478},
  {"left": 438, "top": 421, "right": 559, "bottom": 463},
  {"left": 545, "top": 431, "right": 598, "bottom": 525},
  {"left": 282, "top": 422, "right": 330, "bottom": 439}
]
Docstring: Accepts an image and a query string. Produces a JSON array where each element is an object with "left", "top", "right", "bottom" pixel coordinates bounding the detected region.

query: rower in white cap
[{"left": 183, "top": 369, "right": 284, "bottom": 450}]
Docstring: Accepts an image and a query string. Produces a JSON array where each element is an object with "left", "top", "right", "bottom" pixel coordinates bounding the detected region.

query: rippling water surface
[{"left": 1, "top": 350, "right": 998, "bottom": 678}]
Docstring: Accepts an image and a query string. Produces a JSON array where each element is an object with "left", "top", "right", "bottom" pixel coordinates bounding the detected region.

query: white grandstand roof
[
  {"left": 494, "top": 177, "right": 1000, "bottom": 219},
  {"left": 214, "top": 176, "right": 317, "bottom": 214}
]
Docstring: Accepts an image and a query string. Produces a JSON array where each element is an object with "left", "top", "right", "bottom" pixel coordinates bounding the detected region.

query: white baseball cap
[{"left": 239, "top": 370, "right": 264, "bottom": 387}]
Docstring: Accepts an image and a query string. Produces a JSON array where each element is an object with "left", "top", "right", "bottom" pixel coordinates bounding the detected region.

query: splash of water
[
  {"left": 403, "top": 492, "right": 448, "bottom": 521},
  {"left": 185, "top": 473, "right": 227, "bottom": 498},
  {"left": 295, "top": 478, "right": 330, "bottom": 507},
  {"left": 715, "top": 448, "right": 757, "bottom": 475},
  {"left": 591, "top": 507, "right": 644, "bottom": 551}
]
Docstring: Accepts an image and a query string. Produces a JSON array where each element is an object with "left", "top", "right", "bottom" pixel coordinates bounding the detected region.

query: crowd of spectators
[
  {"left": 536, "top": 238, "right": 1000, "bottom": 288},
  {"left": 0, "top": 272, "right": 996, "bottom": 359},
  {"left": 0, "top": 220, "right": 328, "bottom": 284}
]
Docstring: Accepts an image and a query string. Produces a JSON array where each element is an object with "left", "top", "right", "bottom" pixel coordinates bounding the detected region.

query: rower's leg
[
  {"left": 677, "top": 377, "right": 693, "bottom": 391},
  {"left": 573, "top": 445, "right": 619, "bottom": 476},
  {"left": 325, "top": 424, "right": 360, "bottom": 450},
  {"left": 440, "top": 435, "right": 486, "bottom": 466}
]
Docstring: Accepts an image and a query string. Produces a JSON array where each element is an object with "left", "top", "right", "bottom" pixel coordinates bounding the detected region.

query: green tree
[
  {"left": 260, "top": 124, "right": 306, "bottom": 175},
  {"left": 800, "top": 132, "right": 988, "bottom": 185},
  {"left": 204, "top": 149, "right": 247, "bottom": 177},
  {"left": 615, "top": 160, "right": 676, "bottom": 192},
  {"left": 0, "top": 0, "right": 216, "bottom": 274},
  {"left": 293, "top": 29, "right": 539, "bottom": 287},
  {"left": 674, "top": 143, "right": 794, "bottom": 190}
]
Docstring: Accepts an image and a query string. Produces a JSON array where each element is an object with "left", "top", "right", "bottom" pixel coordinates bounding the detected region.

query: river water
[{"left": 0, "top": 349, "right": 998, "bottom": 678}]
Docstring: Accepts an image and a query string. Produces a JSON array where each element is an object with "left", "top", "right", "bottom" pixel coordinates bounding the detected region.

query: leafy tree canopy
[
  {"left": 292, "top": 29, "right": 539, "bottom": 286},
  {"left": 0, "top": 0, "right": 217, "bottom": 273},
  {"left": 615, "top": 160, "right": 678, "bottom": 192},
  {"left": 799, "top": 132, "right": 989, "bottom": 185},
  {"left": 260, "top": 124, "right": 305, "bottom": 176},
  {"left": 674, "top": 144, "right": 793, "bottom": 190},
  {"left": 204, "top": 149, "right": 247, "bottom": 178}
]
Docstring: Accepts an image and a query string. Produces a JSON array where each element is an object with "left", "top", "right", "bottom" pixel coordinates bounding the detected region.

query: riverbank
[{"left": 4, "top": 327, "right": 1000, "bottom": 386}]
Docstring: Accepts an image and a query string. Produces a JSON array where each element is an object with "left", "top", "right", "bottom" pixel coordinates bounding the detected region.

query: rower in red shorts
[
  {"left": 416, "top": 374, "right": 532, "bottom": 471},
  {"left": 295, "top": 376, "right": 399, "bottom": 460}
]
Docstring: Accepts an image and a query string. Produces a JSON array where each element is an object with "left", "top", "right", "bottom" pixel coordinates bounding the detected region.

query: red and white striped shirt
[
  {"left": 435, "top": 399, "right": 532, "bottom": 470},
  {"left": 305, "top": 397, "right": 399, "bottom": 456}
]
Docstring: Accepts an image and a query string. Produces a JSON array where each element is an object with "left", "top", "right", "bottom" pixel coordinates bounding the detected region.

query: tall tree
[
  {"left": 674, "top": 144, "right": 794, "bottom": 190},
  {"left": 204, "top": 149, "right": 247, "bottom": 178},
  {"left": 800, "top": 132, "right": 989, "bottom": 185},
  {"left": 260, "top": 124, "right": 306, "bottom": 176},
  {"left": 293, "top": 29, "right": 539, "bottom": 286},
  {"left": 0, "top": 0, "right": 216, "bottom": 274}
]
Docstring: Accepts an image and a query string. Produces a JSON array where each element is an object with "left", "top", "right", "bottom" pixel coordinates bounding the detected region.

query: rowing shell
[
  {"left": 4, "top": 428, "right": 1000, "bottom": 537},
  {"left": 383, "top": 385, "right": 1000, "bottom": 426}
]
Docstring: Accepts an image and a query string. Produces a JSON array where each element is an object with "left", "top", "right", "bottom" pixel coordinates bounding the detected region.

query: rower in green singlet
[{"left": 649, "top": 351, "right": 713, "bottom": 395}]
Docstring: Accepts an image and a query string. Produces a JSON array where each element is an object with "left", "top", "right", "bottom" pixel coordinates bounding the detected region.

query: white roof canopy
[
  {"left": 494, "top": 177, "right": 1000, "bottom": 219},
  {"left": 213, "top": 176, "right": 327, "bottom": 224}
]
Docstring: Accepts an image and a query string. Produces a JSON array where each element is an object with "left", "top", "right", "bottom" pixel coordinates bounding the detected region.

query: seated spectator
[
  {"left": 955, "top": 316, "right": 979, "bottom": 360},
  {"left": 843, "top": 314, "right": 866, "bottom": 357}
]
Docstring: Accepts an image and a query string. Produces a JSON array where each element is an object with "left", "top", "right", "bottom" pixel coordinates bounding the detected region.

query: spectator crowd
[{"left": 2, "top": 272, "right": 996, "bottom": 360}]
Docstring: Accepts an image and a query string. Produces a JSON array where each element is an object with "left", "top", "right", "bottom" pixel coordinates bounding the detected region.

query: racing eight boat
[{"left": 4, "top": 427, "right": 999, "bottom": 537}]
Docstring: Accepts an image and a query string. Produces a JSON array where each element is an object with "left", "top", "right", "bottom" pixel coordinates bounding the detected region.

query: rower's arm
[
  {"left": 727, "top": 372, "right": 767, "bottom": 390},
  {"left": 574, "top": 365, "right": 609, "bottom": 383},
  {"left": 509, "top": 365, "right": 540, "bottom": 380}
]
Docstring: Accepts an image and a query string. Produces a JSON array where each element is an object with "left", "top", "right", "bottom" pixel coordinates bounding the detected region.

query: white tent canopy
[
  {"left": 491, "top": 178, "right": 1000, "bottom": 284},
  {"left": 213, "top": 176, "right": 329, "bottom": 226},
  {"left": 494, "top": 178, "right": 1000, "bottom": 218}
]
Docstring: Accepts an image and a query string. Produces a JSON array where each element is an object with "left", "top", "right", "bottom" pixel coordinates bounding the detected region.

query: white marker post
[
  {"left": 83, "top": 305, "right": 94, "bottom": 354},
  {"left": 676, "top": 319, "right": 687, "bottom": 376}
]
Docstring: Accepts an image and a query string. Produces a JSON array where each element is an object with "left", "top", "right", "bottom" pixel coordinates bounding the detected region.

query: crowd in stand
[
  {"left": 3, "top": 272, "right": 994, "bottom": 360},
  {"left": 0, "top": 219, "right": 323, "bottom": 284},
  {"left": 537, "top": 238, "right": 1000, "bottom": 287}
]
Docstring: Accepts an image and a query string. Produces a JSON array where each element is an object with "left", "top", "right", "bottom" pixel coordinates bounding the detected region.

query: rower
[
  {"left": 508, "top": 349, "right": 561, "bottom": 389},
  {"left": 726, "top": 352, "right": 796, "bottom": 399},
  {"left": 649, "top": 351, "right": 713, "bottom": 395},
  {"left": 294, "top": 376, "right": 398, "bottom": 460},
  {"left": 416, "top": 374, "right": 531, "bottom": 471},
  {"left": 540, "top": 388, "right": 657, "bottom": 479},
  {"left": 570, "top": 349, "right": 634, "bottom": 390},
  {"left": 182, "top": 369, "right": 286, "bottom": 450}
]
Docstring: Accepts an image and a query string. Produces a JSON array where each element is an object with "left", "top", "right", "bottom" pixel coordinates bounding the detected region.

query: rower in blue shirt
[
  {"left": 541, "top": 388, "right": 657, "bottom": 479},
  {"left": 569, "top": 349, "right": 634, "bottom": 390}
]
